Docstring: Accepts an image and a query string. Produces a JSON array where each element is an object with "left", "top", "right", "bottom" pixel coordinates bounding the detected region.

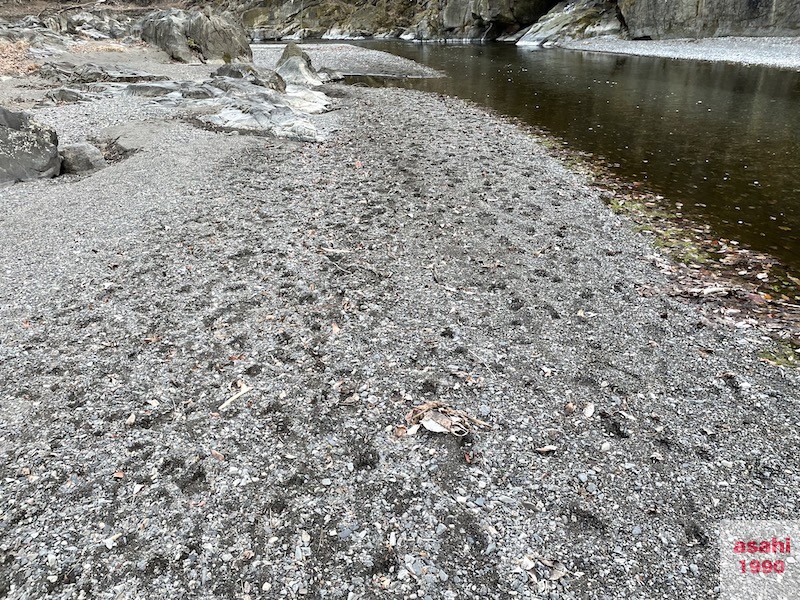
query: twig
[
  {"left": 468, "top": 349, "right": 495, "bottom": 379},
  {"left": 218, "top": 382, "right": 253, "bottom": 411}
]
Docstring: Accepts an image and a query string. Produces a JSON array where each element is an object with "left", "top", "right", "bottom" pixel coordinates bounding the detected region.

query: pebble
[{"left": 577, "top": 473, "right": 589, "bottom": 483}]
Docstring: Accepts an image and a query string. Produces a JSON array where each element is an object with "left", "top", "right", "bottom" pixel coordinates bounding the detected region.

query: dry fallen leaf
[
  {"left": 112, "top": 470, "right": 124, "bottom": 479},
  {"left": 564, "top": 402, "right": 576, "bottom": 415},
  {"left": 125, "top": 413, "right": 136, "bottom": 426},
  {"left": 420, "top": 410, "right": 453, "bottom": 434},
  {"left": 403, "top": 401, "right": 489, "bottom": 437},
  {"left": 211, "top": 449, "right": 225, "bottom": 461},
  {"left": 548, "top": 560, "right": 568, "bottom": 581},
  {"left": 535, "top": 445, "right": 558, "bottom": 454}
]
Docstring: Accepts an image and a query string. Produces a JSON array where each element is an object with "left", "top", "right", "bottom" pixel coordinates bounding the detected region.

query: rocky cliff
[
  {"left": 618, "top": 0, "right": 800, "bottom": 39},
  {"left": 3, "top": 0, "right": 799, "bottom": 43},
  {"left": 228, "top": 0, "right": 561, "bottom": 41},
  {"left": 228, "top": 0, "right": 800, "bottom": 42}
]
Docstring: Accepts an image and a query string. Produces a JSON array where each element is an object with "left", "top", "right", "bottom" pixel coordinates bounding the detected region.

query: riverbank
[
  {"left": 559, "top": 36, "right": 800, "bottom": 70},
  {"left": 2, "top": 42, "right": 800, "bottom": 599}
]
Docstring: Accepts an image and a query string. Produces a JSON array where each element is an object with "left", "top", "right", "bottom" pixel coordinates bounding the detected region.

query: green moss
[{"left": 759, "top": 340, "right": 800, "bottom": 368}]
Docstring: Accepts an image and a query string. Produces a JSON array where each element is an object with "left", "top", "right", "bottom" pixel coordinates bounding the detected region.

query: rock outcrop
[
  {"left": 38, "top": 62, "right": 169, "bottom": 84},
  {"left": 0, "top": 107, "right": 61, "bottom": 185},
  {"left": 213, "top": 62, "right": 287, "bottom": 92},
  {"left": 137, "top": 8, "right": 253, "bottom": 63},
  {"left": 275, "top": 42, "right": 323, "bottom": 86},
  {"left": 42, "top": 10, "right": 133, "bottom": 40},
  {"left": 517, "top": 0, "right": 623, "bottom": 45},
  {"left": 236, "top": 0, "right": 562, "bottom": 41},
  {"left": 618, "top": 0, "right": 800, "bottom": 39},
  {"left": 231, "top": 0, "right": 800, "bottom": 41}
]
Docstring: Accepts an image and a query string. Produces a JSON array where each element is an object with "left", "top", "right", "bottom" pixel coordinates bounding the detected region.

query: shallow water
[{"left": 350, "top": 42, "right": 800, "bottom": 272}]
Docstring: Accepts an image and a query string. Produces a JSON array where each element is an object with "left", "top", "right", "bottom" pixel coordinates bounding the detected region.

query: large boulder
[
  {"left": 137, "top": 8, "right": 252, "bottom": 63},
  {"left": 275, "top": 42, "right": 323, "bottom": 87},
  {"left": 0, "top": 107, "right": 61, "bottom": 185},
  {"left": 517, "top": 0, "right": 623, "bottom": 46}
]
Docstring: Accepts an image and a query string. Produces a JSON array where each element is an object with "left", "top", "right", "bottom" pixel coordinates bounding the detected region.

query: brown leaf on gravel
[
  {"left": 535, "top": 445, "right": 558, "bottom": 454},
  {"left": 112, "top": 470, "right": 124, "bottom": 479},
  {"left": 210, "top": 449, "right": 225, "bottom": 461},
  {"left": 402, "top": 401, "right": 491, "bottom": 437}
]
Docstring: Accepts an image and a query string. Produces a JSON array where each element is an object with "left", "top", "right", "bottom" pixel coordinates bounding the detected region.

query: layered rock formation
[
  {"left": 137, "top": 8, "right": 253, "bottom": 63},
  {"left": 234, "top": 0, "right": 562, "bottom": 41},
  {"left": 517, "top": 0, "right": 622, "bottom": 45},
  {"left": 618, "top": 0, "right": 800, "bottom": 39},
  {"left": 230, "top": 0, "right": 800, "bottom": 42}
]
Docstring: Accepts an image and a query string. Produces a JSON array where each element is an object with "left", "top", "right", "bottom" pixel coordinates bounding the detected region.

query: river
[{"left": 349, "top": 42, "right": 800, "bottom": 274}]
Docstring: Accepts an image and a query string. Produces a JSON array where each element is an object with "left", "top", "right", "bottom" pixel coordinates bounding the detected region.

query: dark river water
[{"left": 350, "top": 42, "right": 800, "bottom": 273}]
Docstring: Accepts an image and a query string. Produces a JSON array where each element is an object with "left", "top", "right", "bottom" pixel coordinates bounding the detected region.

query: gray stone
[
  {"left": 38, "top": 62, "right": 168, "bottom": 84},
  {"left": 44, "top": 87, "right": 92, "bottom": 104},
  {"left": 125, "top": 81, "right": 183, "bottom": 97},
  {"left": 212, "top": 63, "right": 286, "bottom": 93},
  {"left": 0, "top": 107, "right": 61, "bottom": 185},
  {"left": 60, "top": 142, "right": 107, "bottom": 174}
]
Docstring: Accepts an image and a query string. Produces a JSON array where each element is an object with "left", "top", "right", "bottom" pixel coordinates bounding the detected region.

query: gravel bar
[
  {"left": 559, "top": 36, "right": 800, "bottom": 70},
  {"left": 252, "top": 43, "right": 444, "bottom": 77},
  {"left": 1, "top": 43, "right": 799, "bottom": 599}
]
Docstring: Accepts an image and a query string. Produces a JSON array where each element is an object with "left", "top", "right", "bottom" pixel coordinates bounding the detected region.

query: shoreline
[
  {"left": 2, "top": 41, "right": 800, "bottom": 598},
  {"left": 557, "top": 36, "right": 800, "bottom": 70}
]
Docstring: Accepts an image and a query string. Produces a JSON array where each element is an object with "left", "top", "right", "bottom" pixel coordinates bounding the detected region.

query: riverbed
[{"left": 344, "top": 41, "right": 800, "bottom": 274}]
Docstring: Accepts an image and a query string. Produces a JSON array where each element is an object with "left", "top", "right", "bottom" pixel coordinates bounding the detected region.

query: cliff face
[
  {"left": 5, "top": 0, "right": 799, "bottom": 41},
  {"left": 232, "top": 0, "right": 800, "bottom": 41},
  {"left": 233, "top": 0, "right": 560, "bottom": 40},
  {"left": 618, "top": 0, "right": 800, "bottom": 39}
]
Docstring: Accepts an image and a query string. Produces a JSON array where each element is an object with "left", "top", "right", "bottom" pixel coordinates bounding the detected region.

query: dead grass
[
  {"left": 70, "top": 42, "right": 129, "bottom": 54},
  {"left": 0, "top": 41, "right": 38, "bottom": 76}
]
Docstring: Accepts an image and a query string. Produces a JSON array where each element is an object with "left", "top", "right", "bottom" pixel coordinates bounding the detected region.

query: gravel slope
[
  {"left": 559, "top": 36, "right": 800, "bottom": 70},
  {"left": 1, "top": 44, "right": 799, "bottom": 599}
]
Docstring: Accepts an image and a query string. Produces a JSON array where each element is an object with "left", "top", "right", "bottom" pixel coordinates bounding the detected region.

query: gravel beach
[
  {"left": 1, "top": 42, "right": 799, "bottom": 599},
  {"left": 559, "top": 36, "right": 800, "bottom": 70}
]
